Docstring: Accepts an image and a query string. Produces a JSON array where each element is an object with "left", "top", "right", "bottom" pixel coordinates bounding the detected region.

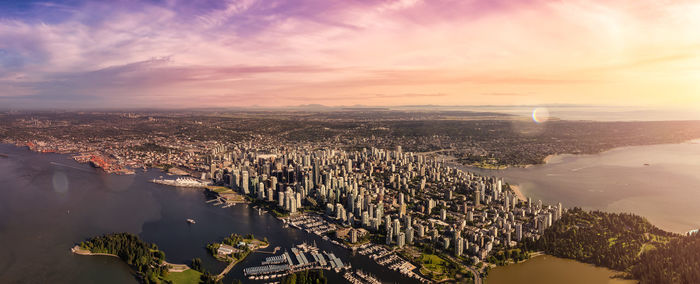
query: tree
[{"left": 191, "top": 258, "right": 202, "bottom": 272}]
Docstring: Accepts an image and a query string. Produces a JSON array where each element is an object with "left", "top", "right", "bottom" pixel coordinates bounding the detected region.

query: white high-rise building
[
  {"left": 241, "top": 171, "right": 249, "bottom": 194},
  {"left": 267, "top": 187, "right": 274, "bottom": 202},
  {"left": 290, "top": 197, "right": 297, "bottom": 213},
  {"left": 455, "top": 236, "right": 464, "bottom": 256},
  {"left": 386, "top": 227, "right": 393, "bottom": 245},
  {"left": 270, "top": 176, "right": 277, "bottom": 191},
  {"left": 393, "top": 219, "right": 401, "bottom": 237},
  {"left": 416, "top": 224, "right": 425, "bottom": 238},
  {"left": 257, "top": 182, "right": 265, "bottom": 200}
]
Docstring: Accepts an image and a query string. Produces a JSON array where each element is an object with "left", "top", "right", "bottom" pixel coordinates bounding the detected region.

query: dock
[
  {"left": 259, "top": 246, "right": 282, "bottom": 254},
  {"left": 243, "top": 243, "right": 350, "bottom": 278}
]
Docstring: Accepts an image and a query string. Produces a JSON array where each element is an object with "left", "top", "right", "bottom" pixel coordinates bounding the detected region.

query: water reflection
[{"left": 0, "top": 144, "right": 416, "bottom": 283}]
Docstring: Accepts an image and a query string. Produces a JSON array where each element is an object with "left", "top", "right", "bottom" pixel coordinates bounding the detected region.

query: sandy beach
[{"left": 510, "top": 184, "right": 527, "bottom": 201}]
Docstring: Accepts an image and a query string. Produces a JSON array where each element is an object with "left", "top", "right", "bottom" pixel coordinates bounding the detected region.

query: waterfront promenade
[{"left": 71, "top": 246, "right": 191, "bottom": 273}]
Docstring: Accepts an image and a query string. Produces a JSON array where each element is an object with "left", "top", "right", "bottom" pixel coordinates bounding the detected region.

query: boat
[
  {"left": 0, "top": 153, "right": 8, "bottom": 158},
  {"left": 186, "top": 218, "right": 196, "bottom": 224}
]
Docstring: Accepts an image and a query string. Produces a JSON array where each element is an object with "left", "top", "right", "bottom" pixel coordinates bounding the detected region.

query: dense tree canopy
[
  {"left": 632, "top": 233, "right": 700, "bottom": 284},
  {"left": 537, "top": 207, "right": 673, "bottom": 270},
  {"left": 80, "top": 233, "right": 167, "bottom": 283},
  {"left": 537, "top": 208, "right": 700, "bottom": 284},
  {"left": 281, "top": 270, "right": 328, "bottom": 284}
]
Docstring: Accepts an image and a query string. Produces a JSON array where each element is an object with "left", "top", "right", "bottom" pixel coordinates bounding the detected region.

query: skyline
[{"left": 1, "top": 0, "right": 699, "bottom": 108}]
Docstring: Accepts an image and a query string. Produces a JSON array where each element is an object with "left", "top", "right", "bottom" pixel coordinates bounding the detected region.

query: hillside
[{"left": 537, "top": 208, "right": 700, "bottom": 284}]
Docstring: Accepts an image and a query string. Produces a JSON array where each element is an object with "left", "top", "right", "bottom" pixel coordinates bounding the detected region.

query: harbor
[
  {"left": 242, "top": 242, "right": 350, "bottom": 280},
  {"left": 0, "top": 144, "right": 422, "bottom": 284},
  {"left": 344, "top": 269, "right": 382, "bottom": 284},
  {"left": 356, "top": 243, "right": 430, "bottom": 283}
]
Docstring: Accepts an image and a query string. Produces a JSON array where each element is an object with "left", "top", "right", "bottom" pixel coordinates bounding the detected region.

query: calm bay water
[
  {"left": 0, "top": 144, "right": 416, "bottom": 284},
  {"left": 464, "top": 141, "right": 700, "bottom": 233},
  {"left": 487, "top": 255, "right": 636, "bottom": 284}
]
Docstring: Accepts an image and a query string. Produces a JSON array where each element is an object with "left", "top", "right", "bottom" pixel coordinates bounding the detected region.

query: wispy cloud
[{"left": 0, "top": 0, "right": 699, "bottom": 108}]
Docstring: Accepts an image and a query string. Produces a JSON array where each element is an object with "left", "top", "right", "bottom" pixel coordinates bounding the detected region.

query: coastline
[
  {"left": 536, "top": 138, "right": 700, "bottom": 167},
  {"left": 71, "top": 245, "right": 119, "bottom": 258},
  {"left": 509, "top": 184, "right": 527, "bottom": 201},
  {"left": 71, "top": 245, "right": 191, "bottom": 273},
  {"left": 8, "top": 138, "right": 696, "bottom": 283},
  {"left": 214, "top": 242, "right": 269, "bottom": 280},
  {"left": 487, "top": 254, "right": 635, "bottom": 284}
]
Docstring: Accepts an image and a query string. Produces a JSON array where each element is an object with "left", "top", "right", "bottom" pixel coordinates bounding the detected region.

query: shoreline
[
  {"left": 509, "top": 184, "right": 527, "bottom": 201},
  {"left": 463, "top": 138, "right": 700, "bottom": 170},
  {"left": 214, "top": 242, "right": 269, "bottom": 280},
  {"left": 6, "top": 139, "right": 689, "bottom": 283},
  {"left": 536, "top": 138, "right": 700, "bottom": 167},
  {"left": 71, "top": 245, "right": 191, "bottom": 273},
  {"left": 71, "top": 246, "right": 119, "bottom": 258},
  {"left": 487, "top": 253, "right": 635, "bottom": 284}
]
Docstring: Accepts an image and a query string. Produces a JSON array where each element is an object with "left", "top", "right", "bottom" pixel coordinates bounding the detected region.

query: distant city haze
[{"left": 1, "top": 0, "right": 699, "bottom": 108}]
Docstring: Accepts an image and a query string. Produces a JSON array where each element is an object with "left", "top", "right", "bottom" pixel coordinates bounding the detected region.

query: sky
[{"left": 0, "top": 0, "right": 699, "bottom": 109}]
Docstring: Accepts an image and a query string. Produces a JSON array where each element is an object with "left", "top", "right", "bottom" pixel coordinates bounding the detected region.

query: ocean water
[
  {"left": 0, "top": 144, "right": 415, "bottom": 283},
  {"left": 464, "top": 141, "right": 700, "bottom": 233}
]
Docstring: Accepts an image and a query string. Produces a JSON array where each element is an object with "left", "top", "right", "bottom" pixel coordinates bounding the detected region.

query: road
[
  {"left": 466, "top": 265, "right": 482, "bottom": 284},
  {"left": 443, "top": 253, "right": 482, "bottom": 284}
]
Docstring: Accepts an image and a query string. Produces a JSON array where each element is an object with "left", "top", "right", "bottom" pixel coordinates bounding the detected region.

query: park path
[{"left": 72, "top": 246, "right": 190, "bottom": 273}]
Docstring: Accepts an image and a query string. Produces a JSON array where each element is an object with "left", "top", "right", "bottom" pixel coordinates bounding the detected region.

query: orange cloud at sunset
[{"left": 0, "top": 0, "right": 698, "bottom": 108}]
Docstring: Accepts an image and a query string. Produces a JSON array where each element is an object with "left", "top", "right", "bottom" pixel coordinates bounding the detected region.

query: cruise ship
[{"left": 151, "top": 177, "right": 211, "bottom": 188}]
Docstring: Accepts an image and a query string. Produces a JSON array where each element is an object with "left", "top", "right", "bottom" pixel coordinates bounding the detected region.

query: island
[{"left": 205, "top": 233, "right": 269, "bottom": 280}]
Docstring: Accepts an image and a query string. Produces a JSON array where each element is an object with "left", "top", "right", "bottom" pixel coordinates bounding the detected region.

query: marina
[
  {"left": 356, "top": 243, "right": 430, "bottom": 283},
  {"left": 242, "top": 242, "right": 350, "bottom": 280},
  {"left": 344, "top": 269, "right": 382, "bottom": 284},
  {"left": 286, "top": 214, "right": 337, "bottom": 239}
]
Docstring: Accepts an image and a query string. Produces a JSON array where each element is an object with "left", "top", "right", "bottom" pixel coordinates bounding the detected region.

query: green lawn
[
  {"left": 207, "top": 186, "right": 233, "bottom": 193},
  {"left": 162, "top": 269, "right": 202, "bottom": 284},
  {"left": 419, "top": 253, "right": 449, "bottom": 277}
]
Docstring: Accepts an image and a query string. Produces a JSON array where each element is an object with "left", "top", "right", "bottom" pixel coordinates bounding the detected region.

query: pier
[
  {"left": 243, "top": 243, "right": 350, "bottom": 279},
  {"left": 259, "top": 246, "right": 281, "bottom": 254}
]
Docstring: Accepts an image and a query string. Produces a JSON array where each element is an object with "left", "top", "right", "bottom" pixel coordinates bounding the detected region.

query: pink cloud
[{"left": 1, "top": 0, "right": 699, "bottom": 108}]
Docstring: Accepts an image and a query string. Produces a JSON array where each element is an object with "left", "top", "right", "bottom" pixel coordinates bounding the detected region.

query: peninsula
[
  {"left": 73, "top": 233, "right": 215, "bottom": 284},
  {"left": 536, "top": 208, "right": 700, "bottom": 283},
  {"left": 205, "top": 233, "right": 269, "bottom": 281}
]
